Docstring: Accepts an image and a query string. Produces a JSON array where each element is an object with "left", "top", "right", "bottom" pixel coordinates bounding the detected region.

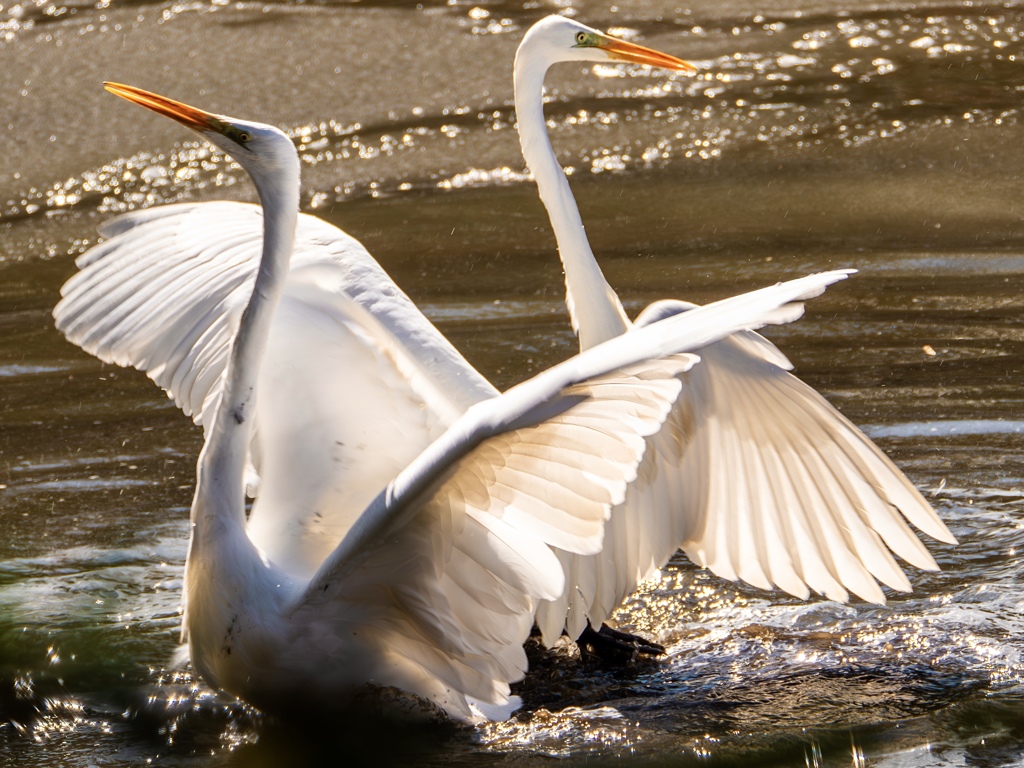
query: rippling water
[{"left": 3, "top": 0, "right": 1024, "bottom": 765}]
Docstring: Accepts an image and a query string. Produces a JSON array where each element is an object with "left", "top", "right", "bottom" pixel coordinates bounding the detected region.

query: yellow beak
[
  {"left": 104, "top": 82, "right": 219, "bottom": 130},
  {"left": 597, "top": 35, "right": 696, "bottom": 73}
]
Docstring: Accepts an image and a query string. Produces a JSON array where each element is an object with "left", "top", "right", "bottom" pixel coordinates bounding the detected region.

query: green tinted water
[{"left": 3, "top": 1, "right": 1024, "bottom": 765}]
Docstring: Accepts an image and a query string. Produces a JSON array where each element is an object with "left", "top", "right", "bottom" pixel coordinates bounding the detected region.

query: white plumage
[
  {"left": 55, "top": 82, "right": 851, "bottom": 721},
  {"left": 516, "top": 15, "right": 955, "bottom": 644}
]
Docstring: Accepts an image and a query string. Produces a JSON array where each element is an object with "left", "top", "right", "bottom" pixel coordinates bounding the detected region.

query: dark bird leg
[{"left": 576, "top": 622, "right": 665, "bottom": 663}]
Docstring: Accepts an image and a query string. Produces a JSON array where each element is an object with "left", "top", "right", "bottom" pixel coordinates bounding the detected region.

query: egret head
[
  {"left": 103, "top": 83, "right": 297, "bottom": 187},
  {"left": 517, "top": 15, "right": 696, "bottom": 74}
]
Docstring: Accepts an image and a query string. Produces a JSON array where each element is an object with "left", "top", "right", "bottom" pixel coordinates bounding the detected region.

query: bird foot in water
[{"left": 576, "top": 623, "right": 665, "bottom": 664}]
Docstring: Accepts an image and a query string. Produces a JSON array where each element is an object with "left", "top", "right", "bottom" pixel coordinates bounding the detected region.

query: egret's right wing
[
  {"left": 635, "top": 298, "right": 795, "bottom": 371},
  {"left": 53, "top": 201, "right": 495, "bottom": 433},
  {"left": 634, "top": 298, "right": 957, "bottom": 603},
  {"left": 294, "top": 270, "right": 852, "bottom": 720}
]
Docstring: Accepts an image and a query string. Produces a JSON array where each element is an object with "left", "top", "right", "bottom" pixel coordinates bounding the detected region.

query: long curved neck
[
  {"left": 194, "top": 163, "right": 299, "bottom": 542},
  {"left": 514, "top": 48, "right": 630, "bottom": 351}
]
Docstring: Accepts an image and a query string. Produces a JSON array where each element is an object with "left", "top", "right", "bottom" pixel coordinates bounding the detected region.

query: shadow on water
[
  {"left": 218, "top": 720, "right": 462, "bottom": 768},
  {"left": 0, "top": 671, "right": 467, "bottom": 767},
  {"left": 135, "top": 701, "right": 464, "bottom": 768}
]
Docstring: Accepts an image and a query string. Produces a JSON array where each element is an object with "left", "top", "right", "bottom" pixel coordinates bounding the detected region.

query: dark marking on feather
[
  {"left": 233, "top": 392, "right": 251, "bottom": 425},
  {"left": 222, "top": 614, "right": 239, "bottom": 656}
]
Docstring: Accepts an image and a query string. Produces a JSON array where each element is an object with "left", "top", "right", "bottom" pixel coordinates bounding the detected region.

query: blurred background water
[{"left": 3, "top": 0, "right": 1024, "bottom": 765}]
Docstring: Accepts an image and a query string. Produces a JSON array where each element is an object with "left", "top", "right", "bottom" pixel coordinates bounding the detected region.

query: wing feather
[
  {"left": 54, "top": 201, "right": 497, "bottom": 432},
  {"left": 536, "top": 312, "right": 956, "bottom": 639},
  {"left": 294, "top": 363, "right": 687, "bottom": 718},
  {"left": 295, "top": 273, "right": 843, "bottom": 718},
  {"left": 55, "top": 200, "right": 502, "bottom": 577}
]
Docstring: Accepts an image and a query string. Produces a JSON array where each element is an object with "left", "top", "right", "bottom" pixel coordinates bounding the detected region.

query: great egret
[
  {"left": 54, "top": 83, "right": 852, "bottom": 720},
  {"left": 510, "top": 15, "right": 957, "bottom": 646},
  {"left": 55, "top": 18, "right": 957, "bottom": 659}
]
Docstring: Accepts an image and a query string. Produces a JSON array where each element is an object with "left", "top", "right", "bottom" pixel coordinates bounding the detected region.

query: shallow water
[{"left": 3, "top": 0, "right": 1024, "bottom": 765}]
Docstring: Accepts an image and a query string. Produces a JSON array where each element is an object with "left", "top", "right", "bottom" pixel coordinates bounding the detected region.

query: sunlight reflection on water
[{"left": 3, "top": 0, "right": 1024, "bottom": 765}]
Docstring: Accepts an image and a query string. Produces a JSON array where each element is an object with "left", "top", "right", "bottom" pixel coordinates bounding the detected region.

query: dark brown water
[{"left": 3, "top": 1, "right": 1024, "bottom": 765}]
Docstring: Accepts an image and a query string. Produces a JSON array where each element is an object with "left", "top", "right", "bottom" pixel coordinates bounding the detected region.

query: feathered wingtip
[
  {"left": 468, "top": 694, "right": 523, "bottom": 722},
  {"left": 169, "top": 643, "right": 191, "bottom": 669},
  {"left": 784, "top": 268, "right": 857, "bottom": 299}
]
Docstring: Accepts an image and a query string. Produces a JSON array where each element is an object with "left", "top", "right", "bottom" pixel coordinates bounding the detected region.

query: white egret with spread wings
[{"left": 54, "top": 83, "right": 852, "bottom": 719}]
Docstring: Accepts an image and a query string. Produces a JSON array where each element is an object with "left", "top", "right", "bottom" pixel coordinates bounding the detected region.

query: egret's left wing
[
  {"left": 294, "top": 270, "right": 851, "bottom": 720},
  {"left": 54, "top": 201, "right": 499, "bottom": 509},
  {"left": 292, "top": 357, "right": 691, "bottom": 720}
]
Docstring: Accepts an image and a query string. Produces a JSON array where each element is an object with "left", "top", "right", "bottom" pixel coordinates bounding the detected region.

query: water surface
[{"left": 3, "top": 0, "right": 1024, "bottom": 765}]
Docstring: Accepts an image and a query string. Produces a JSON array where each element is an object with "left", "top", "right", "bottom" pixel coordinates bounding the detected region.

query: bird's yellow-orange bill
[
  {"left": 598, "top": 36, "right": 696, "bottom": 73},
  {"left": 104, "top": 82, "right": 216, "bottom": 130}
]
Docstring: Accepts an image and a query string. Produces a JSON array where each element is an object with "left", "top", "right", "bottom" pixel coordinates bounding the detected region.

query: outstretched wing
[
  {"left": 296, "top": 271, "right": 852, "bottom": 720},
  {"left": 671, "top": 333, "right": 956, "bottom": 602},
  {"left": 53, "top": 201, "right": 501, "bottom": 574},
  {"left": 535, "top": 298, "right": 957, "bottom": 643},
  {"left": 53, "top": 201, "right": 496, "bottom": 432},
  {"left": 54, "top": 201, "right": 499, "bottom": 534},
  {"left": 293, "top": 358, "right": 692, "bottom": 721}
]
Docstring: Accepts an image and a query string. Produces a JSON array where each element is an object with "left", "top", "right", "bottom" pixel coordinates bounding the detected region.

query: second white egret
[{"left": 510, "top": 16, "right": 956, "bottom": 647}]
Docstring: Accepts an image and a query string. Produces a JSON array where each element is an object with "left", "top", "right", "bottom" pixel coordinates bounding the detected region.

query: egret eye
[
  {"left": 237, "top": 131, "right": 252, "bottom": 143},
  {"left": 575, "top": 31, "right": 587, "bottom": 44}
]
